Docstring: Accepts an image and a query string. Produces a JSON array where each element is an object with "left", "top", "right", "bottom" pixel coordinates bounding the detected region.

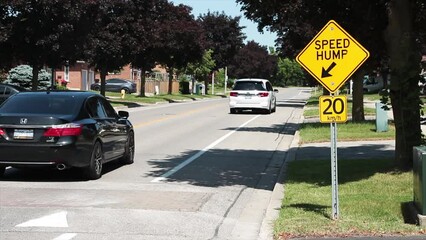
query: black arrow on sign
[{"left": 321, "top": 62, "right": 337, "bottom": 78}]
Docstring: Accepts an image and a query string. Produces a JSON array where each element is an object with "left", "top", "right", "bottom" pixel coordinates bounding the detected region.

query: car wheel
[
  {"left": 230, "top": 108, "right": 237, "bottom": 114},
  {"left": 93, "top": 86, "right": 100, "bottom": 91},
  {"left": 84, "top": 141, "right": 103, "bottom": 180},
  {"left": 0, "top": 166, "right": 5, "bottom": 177},
  {"left": 121, "top": 131, "right": 135, "bottom": 165},
  {"left": 272, "top": 100, "right": 277, "bottom": 113},
  {"left": 264, "top": 105, "right": 272, "bottom": 114}
]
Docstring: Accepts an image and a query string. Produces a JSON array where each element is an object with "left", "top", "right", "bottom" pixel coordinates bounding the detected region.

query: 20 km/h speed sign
[{"left": 319, "top": 95, "right": 348, "bottom": 123}]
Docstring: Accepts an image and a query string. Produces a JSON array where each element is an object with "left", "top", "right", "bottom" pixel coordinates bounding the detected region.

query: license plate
[
  {"left": 14, "top": 129, "right": 34, "bottom": 140},
  {"left": 245, "top": 94, "right": 252, "bottom": 99}
]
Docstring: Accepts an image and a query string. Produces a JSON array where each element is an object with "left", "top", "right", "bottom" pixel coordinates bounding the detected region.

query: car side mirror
[
  {"left": 118, "top": 110, "right": 129, "bottom": 119},
  {"left": 274, "top": 89, "right": 279, "bottom": 93}
]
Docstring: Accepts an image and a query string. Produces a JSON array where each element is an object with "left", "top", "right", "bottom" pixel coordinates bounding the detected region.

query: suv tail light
[
  {"left": 0, "top": 128, "right": 5, "bottom": 137},
  {"left": 230, "top": 92, "right": 238, "bottom": 97},
  {"left": 43, "top": 123, "right": 82, "bottom": 137},
  {"left": 258, "top": 92, "right": 269, "bottom": 97}
]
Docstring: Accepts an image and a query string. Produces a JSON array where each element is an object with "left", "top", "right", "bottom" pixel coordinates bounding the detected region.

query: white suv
[{"left": 229, "top": 78, "right": 278, "bottom": 114}]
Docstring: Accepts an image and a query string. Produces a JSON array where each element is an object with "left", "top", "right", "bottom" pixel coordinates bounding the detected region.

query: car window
[
  {"left": 0, "top": 94, "right": 80, "bottom": 115},
  {"left": 4, "top": 86, "right": 14, "bottom": 95},
  {"left": 86, "top": 97, "right": 107, "bottom": 119},
  {"left": 0, "top": 85, "right": 5, "bottom": 95},
  {"left": 100, "top": 98, "right": 118, "bottom": 118},
  {"left": 107, "top": 79, "right": 121, "bottom": 84},
  {"left": 233, "top": 81, "right": 266, "bottom": 91},
  {"left": 266, "top": 82, "right": 273, "bottom": 91}
]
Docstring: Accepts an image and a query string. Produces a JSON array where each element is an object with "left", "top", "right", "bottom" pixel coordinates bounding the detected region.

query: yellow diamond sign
[{"left": 296, "top": 20, "right": 369, "bottom": 93}]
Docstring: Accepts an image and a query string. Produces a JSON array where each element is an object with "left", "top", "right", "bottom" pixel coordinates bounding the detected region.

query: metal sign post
[
  {"left": 296, "top": 20, "right": 369, "bottom": 220},
  {"left": 330, "top": 120, "right": 339, "bottom": 220}
]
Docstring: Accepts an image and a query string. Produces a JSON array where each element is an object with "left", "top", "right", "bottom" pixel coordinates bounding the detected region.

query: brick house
[{"left": 55, "top": 63, "right": 179, "bottom": 95}]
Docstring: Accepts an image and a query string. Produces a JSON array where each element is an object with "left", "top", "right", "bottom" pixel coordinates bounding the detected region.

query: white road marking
[
  {"left": 152, "top": 115, "right": 261, "bottom": 183},
  {"left": 16, "top": 211, "right": 68, "bottom": 228},
  {"left": 52, "top": 233, "right": 77, "bottom": 240}
]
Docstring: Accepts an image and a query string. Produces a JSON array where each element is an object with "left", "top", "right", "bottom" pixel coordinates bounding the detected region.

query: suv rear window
[{"left": 233, "top": 81, "right": 266, "bottom": 91}]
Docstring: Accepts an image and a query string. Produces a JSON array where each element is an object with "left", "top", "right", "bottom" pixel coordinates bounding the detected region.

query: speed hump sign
[
  {"left": 296, "top": 20, "right": 369, "bottom": 93},
  {"left": 319, "top": 95, "right": 347, "bottom": 123}
]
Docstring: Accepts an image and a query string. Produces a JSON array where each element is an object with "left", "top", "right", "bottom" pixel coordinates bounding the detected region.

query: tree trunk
[
  {"left": 386, "top": 0, "right": 422, "bottom": 169},
  {"left": 100, "top": 68, "right": 107, "bottom": 97},
  {"left": 31, "top": 65, "right": 39, "bottom": 91},
  {"left": 204, "top": 78, "right": 209, "bottom": 95},
  {"left": 351, "top": 70, "right": 365, "bottom": 122},
  {"left": 168, "top": 67, "right": 173, "bottom": 95},
  {"left": 139, "top": 67, "right": 146, "bottom": 97}
]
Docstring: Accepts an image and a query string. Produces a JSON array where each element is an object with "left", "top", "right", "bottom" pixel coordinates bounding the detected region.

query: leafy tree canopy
[
  {"left": 228, "top": 41, "right": 277, "bottom": 80},
  {"left": 0, "top": 0, "right": 94, "bottom": 89},
  {"left": 236, "top": 0, "right": 426, "bottom": 168},
  {"left": 276, "top": 58, "right": 305, "bottom": 87},
  {"left": 198, "top": 11, "right": 246, "bottom": 69},
  {"left": 155, "top": 3, "right": 206, "bottom": 70},
  {"left": 186, "top": 49, "right": 216, "bottom": 82}
]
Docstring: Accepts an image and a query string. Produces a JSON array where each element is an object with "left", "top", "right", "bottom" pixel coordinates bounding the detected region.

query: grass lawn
[
  {"left": 103, "top": 91, "right": 223, "bottom": 107},
  {"left": 299, "top": 120, "right": 395, "bottom": 143},
  {"left": 304, "top": 92, "right": 379, "bottom": 118},
  {"left": 275, "top": 159, "right": 424, "bottom": 239},
  {"left": 274, "top": 91, "right": 426, "bottom": 239}
]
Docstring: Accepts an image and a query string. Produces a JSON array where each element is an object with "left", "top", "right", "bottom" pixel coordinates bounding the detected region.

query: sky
[{"left": 171, "top": 0, "right": 278, "bottom": 48}]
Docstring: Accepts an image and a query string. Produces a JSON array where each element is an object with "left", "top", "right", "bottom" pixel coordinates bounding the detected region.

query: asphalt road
[{"left": 0, "top": 87, "right": 311, "bottom": 240}]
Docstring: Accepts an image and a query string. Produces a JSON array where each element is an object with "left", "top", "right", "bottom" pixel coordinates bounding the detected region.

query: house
[
  {"left": 55, "top": 61, "right": 95, "bottom": 91},
  {"left": 55, "top": 63, "right": 179, "bottom": 95}
]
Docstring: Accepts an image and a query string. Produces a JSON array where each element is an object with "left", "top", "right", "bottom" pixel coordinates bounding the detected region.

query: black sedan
[
  {"left": 90, "top": 78, "right": 137, "bottom": 93},
  {"left": 0, "top": 91, "right": 134, "bottom": 180}
]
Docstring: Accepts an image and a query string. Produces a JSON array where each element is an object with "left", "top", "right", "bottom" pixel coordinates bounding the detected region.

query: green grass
[
  {"left": 274, "top": 91, "right": 426, "bottom": 239},
  {"left": 304, "top": 105, "right": 376, "bottom": 118},
  {"left": 274, "top": 159, "right": 424, "bottom": 239},
  {"left": 304, "top": 92, "right": 379, "bottom": 118},
  {"left": 103, "top": 91, "right": 222, "bottom": 107},
  {"left": 299, "top": 121, "right": 395, "bottom": 143}
]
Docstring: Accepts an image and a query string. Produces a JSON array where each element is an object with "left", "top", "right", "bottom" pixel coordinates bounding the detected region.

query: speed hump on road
[
  {"left": 319, "top": 95, "right": 347, "bottom": 123},
  {"left": 296, "top": 20, "right": 369, "bottom": 93}
]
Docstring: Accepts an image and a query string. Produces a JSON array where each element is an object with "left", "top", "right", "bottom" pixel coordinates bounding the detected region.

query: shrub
[{"left": 4, "top": 65, "right": 51, "bottom": 90}]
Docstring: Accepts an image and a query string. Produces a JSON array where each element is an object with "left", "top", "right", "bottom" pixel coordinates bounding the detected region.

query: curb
[{"left": 259, "top": 112, "right": 303, "bottom": 239}]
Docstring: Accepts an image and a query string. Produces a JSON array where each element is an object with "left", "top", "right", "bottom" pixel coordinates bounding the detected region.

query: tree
[
  {"left": 4, "top": 65, "right": 50, "bottom": 90},
  {"left": 237, "top": 0, "right": 388, "bottom": 120},
  {"left": 385, "top": 0, "right": 424, "bottom": 168},
  {"left": 0, "top": 0, "right": 94, "bottom": 90},
  {"left": 129, "top": 0, "right": 167, "bottom": 97},
  {"left": 236, "top": 0, "right": 425, "bottom": 167},
  {"left": 198, "top": 11, "right": 246, "bottom": 70},
  {"left": 186, "top": 49, "right": 216, "bottom": 93},
  {"left": 228, "top": 41, "right": 277, "bottom": 80},
  {"left": 156, "top": 3, "right": 205, "bottom": 94},
  {"left": 276, "top": 58, "right": 305, "bottom": 87},
  {"left": 83, "top": 0, "right": 136, "bottom": 96}
]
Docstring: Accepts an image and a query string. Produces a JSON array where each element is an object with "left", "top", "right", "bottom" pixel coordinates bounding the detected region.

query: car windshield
[
  {"left": 0, "top": 94, "right": 81, "bottom": 115},
  {"left": 233, "top": 81, "right": 266, "bottom": 91}
]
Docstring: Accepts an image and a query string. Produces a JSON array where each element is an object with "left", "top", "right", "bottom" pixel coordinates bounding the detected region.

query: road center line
[{"left": 151, "top": 115, "right": 261, "bottom": 183}]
